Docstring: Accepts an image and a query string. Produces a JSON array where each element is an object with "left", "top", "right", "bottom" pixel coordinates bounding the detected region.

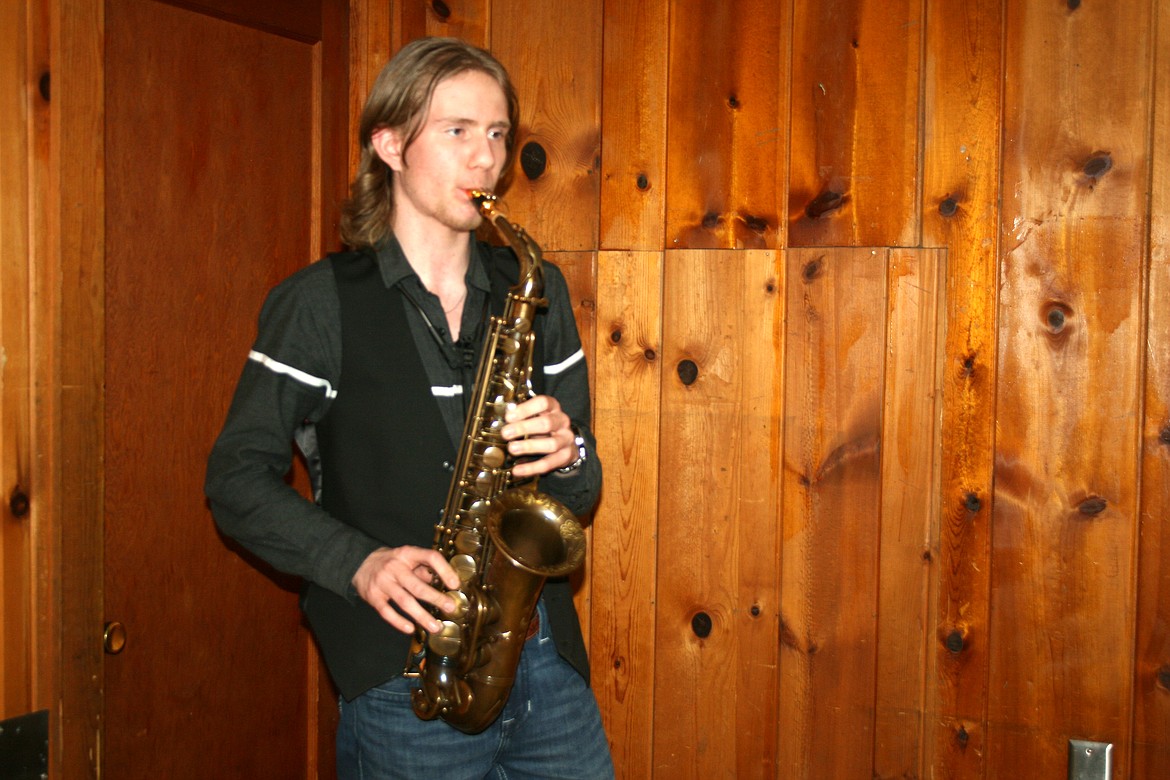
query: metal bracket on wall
[
  {"left": 1068, "top": 739, "right": 1113, "bottom": 780},
  {"left": 0, "top": 709, "right": 49, "bottom": 780}
]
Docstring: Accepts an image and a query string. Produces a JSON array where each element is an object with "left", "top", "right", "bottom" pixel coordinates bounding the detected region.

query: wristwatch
[{"left": 555, "top": 425, "right": 587, "bottom": 475}]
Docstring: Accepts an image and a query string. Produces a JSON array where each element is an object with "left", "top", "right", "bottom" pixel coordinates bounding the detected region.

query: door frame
[{"left": 29, "top": 2, "right": 105, "bottom": 775}]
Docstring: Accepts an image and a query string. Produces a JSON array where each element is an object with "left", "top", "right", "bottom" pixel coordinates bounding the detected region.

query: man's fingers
[
  {"left": 505, "top": 395, "right": 555, "bottom": 422},
  {"left": 354, "top": 546, "right": 462, "bottom": 634},
  {"left": 415, "top": 549, "right": 462, "bottom": 590},
  {"left": 372, "top": 599, "right": 418, "bottom": 634}
]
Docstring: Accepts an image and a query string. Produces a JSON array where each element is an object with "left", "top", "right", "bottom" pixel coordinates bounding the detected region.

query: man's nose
[{"left": 470, "top": 133, "right": 499, "bottom": 169}]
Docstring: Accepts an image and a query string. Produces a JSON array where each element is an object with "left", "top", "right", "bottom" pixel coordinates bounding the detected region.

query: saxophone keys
[
  {"left": 465, "top": 499, "right": 492, "bottom": 527},
  {"left": 474, "top": 470, "right": 495, "bottom": 495},
  {"left": 443, "top": 590, "right": 470, "bottom": 620},
  {"left": 499, "top": 336, "right": 521, "bottom": 355},
  {"left": 426, "top": 621, "right": 463, "bottom": 657},
  {"left": 454, "top": 529, "right": 483, "bottom": 555},
  {"left": 481, "top": 445, "right": 505, "bottom": 469},
  {"left": 449, "top": 553, "right": 478, "bottom": 584}
]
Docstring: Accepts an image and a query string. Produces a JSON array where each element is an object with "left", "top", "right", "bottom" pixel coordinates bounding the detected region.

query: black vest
[{"left": 300, "top": 248, "right": 588, "bottom": 701}]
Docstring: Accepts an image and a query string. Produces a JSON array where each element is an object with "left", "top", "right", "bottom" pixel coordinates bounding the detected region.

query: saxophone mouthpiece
[{"left": 467, "top": 189, "right": 497, "bottom": 217}]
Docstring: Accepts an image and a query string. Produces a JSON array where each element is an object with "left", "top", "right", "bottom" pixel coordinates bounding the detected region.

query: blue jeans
[{"left": 336, "top": 601, "right": 614, "bottom": 780}]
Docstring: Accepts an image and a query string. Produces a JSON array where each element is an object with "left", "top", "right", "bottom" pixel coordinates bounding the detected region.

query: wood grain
[
  {"left": 599, "top": 0, "right": 669, "bottom": 252},
  {"left": 592, "top": 250, "right": 663, "bottom": 778},
  {"left": 920, "top": 0, "right": 1003, "bottom": 774},
  {"left": 1134, "top": 0, "right": 1170, "bottom": 774},
  {"left": 874, "top": 248, "right": 946, "bottom": 777},
  {"left": 665, "top": 1, "right": 788, "bottom": 250},
  {"left": 0, "top": 0, "right": 32, "bottom": 720},
  {"left": 416, "top": 0, "right": 489, "bottom": 46},
  {"left": 489, "top": 0, "right": 603, "bottom": 251},
  {"left": 45, "top": 2, "right": 106, "bottom": 775},
  {"left": 779, "top": 247, "right": 887, "bottom": 778},
  {"left": 787, "top": 0, "right": 922, "bottom": 248},
  {"left": 655, "top": 249, "right": 782, "bottom": 777},
  {"left": 991, "top": 1, "right": 1154, "bottom": 774}
]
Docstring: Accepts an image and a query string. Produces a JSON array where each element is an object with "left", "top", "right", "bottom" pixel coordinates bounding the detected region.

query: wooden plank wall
[
  {"left": 0, "top": 2, "right": 105, "bottom": 774},
  {"left": 367, "top": 1, "right": 1169, "bottom": 777},
  {"left": 1, "top": 0, "right": 34, "bottom": 722}
]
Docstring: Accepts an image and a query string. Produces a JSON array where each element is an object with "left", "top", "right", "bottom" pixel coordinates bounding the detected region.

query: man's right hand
[{"left": 352, "top": 546, "right": 461, "bottom": 634}]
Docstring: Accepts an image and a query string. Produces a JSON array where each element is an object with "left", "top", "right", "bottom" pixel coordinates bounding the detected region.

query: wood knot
[
  {"left": 1077, "top": 496, "right": 1108, "bottom": 516},
  {"left": 939, "top": 196, "right": 959, "bottom": 217},
  {"left": 677, "top": 359, "right": 698, "bottom": 385},
  {"left": 743, "top": 214, "right": 769, "bottom": 232},
  {"left": 961, "top": 353, "right": 977, "bottom": 377},
  {"left": 945, "top": 629, "right": 966, "bottom": 654},
  {"left": 801, "top": 256, "right": 825, "bottom": 282},
  {"left": 805, "top": 190, "right": 844, "bottom": 219},
  {"left": 691, "top": 611, "right": 713, "bottom": 638},
  {"left": 1083, "top": 152, "right": 1112, "bottom": 180},
  {"left": 1043, "top": 301, "right": 1073, "bottom": 337},
  {"left": 9, "top": 486, "right": 30, "bottom": 518},
  {"left": 431, "top": 0, "right": 451, "bottom": 20},
  {"left": 520, "top": 141, "right": 547, "bottom": 180}
]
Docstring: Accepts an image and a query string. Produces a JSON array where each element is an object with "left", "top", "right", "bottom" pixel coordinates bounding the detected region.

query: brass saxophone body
[{"left": 403, "top": 191, "right": 586, "bottom": 734}]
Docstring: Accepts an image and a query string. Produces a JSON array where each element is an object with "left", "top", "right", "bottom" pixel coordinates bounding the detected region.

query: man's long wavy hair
[{"left": 339, "top": 37, "right": 520, "bottom": 250}]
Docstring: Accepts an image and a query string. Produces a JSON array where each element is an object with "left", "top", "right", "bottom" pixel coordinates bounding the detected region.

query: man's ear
[{"left": 370, "top": 127, "right": 404, "bottom": 171}]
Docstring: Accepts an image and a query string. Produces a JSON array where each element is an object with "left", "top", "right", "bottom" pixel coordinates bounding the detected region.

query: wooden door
[{"left": 102, "top": 0, "right": 347, "bottom": 774}]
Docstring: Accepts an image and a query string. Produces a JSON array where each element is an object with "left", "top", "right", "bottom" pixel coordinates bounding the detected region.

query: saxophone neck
[{"left": 469, "top": 190, "right": 545, "bottom": 298}]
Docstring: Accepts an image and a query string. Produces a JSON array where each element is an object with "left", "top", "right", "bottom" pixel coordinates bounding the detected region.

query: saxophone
[{"left": 403, "top": 190, "right": 587, "bottom": 734}]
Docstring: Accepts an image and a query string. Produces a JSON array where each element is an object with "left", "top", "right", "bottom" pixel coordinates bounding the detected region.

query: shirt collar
[{"left": 372, "top": 232, "right": 493, "bottom": 294}]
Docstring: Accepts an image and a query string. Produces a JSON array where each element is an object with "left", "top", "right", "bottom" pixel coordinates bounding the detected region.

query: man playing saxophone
[{"left": 205, "top": 36, "right": 612, "bottom": 779}]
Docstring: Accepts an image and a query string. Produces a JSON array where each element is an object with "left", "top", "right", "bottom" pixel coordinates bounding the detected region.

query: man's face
[{"left": 376, "top": 69, "right": 511, "bottom": 236}]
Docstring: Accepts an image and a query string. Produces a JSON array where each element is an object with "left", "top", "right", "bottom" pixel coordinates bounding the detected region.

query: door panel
[{"left": 104, "top": 0, "right": 334, "bottom": 774}]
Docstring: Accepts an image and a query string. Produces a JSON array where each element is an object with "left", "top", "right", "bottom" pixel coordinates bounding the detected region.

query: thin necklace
[{"left": 442, "top": 289, "right": 467, "bottom": 314}]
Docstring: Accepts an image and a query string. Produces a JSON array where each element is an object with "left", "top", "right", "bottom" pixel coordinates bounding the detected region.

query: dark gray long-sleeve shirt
[{"left": 204, "top": 234, "right": 600, "bottom": 600}]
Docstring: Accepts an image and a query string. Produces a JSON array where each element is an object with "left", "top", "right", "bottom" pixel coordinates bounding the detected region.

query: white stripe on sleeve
[
  {"left": 544, "top": 347, "right": 585, "bottom": 376},
  {"left": 249, "top": 350, "right": 338, "bottom": 399}
]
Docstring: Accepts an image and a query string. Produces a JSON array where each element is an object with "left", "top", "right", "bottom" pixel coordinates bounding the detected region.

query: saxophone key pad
[
  {"left": 454, "top": 529, "right": 482, "bottom": 554},
  {"left": 474, "top": 470, "right": 496, "bottom": 494},
  {"left": 450, "top": 554, "right": 478, "bottom": 583},
  {"left": 427, "top": 621, "right": 463, "bottom": 657},
  {"left": 481, "top": 445, "right": 506, "bottom": 468},
  {"left": 443, "top": 590, "right": 470, "bottom": 620}
]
